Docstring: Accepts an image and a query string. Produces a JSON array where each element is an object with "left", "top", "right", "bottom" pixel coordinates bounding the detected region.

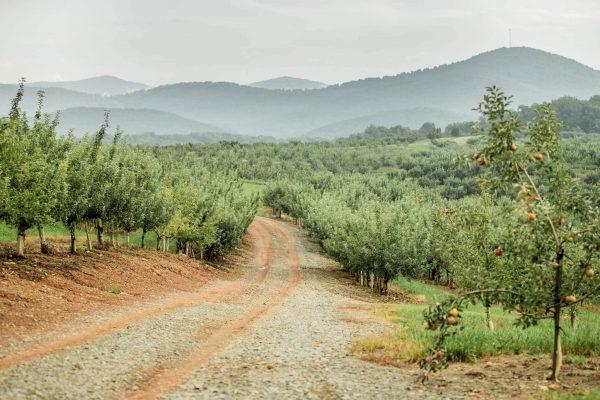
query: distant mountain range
[
  {"left": 57, "top": 107, "right": 221, "bottom": 136},
  {"left": 249, "top": 76, "right": 328, "bottom": 90},
  {"left": 2, "top": 47, "right": 600, "bottom": 139},
  {"left": 28, "top": 75, "right": 148, "bottom": 96}
]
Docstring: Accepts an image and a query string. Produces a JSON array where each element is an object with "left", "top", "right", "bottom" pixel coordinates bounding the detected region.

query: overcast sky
[{"left": 1, "top": 0, "right": 599, "bottom": 86}]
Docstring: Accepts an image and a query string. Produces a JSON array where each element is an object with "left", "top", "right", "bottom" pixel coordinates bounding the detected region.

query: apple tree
[{"left": 421, "top": 87, "right": 600, "bottom": 382}]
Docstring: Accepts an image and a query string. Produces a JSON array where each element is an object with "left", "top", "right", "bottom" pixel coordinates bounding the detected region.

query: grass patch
[
  {"left": 540, "top": 389, "right": 600, "bottom": 400},
  {"left": 241, "top": 180, "right": 267, "bottom": 197},
  {"left": 108, "top": 285, "right": 123, "bottom": 295},
  {"left": 0, "top": 222, "right": 176, "bottom": 252},
  {"left": 355, "top": 276, "right": 600, "bottom": 364},
  {"left": 350, "top": 329, "right": 425, "bottom": 364}
]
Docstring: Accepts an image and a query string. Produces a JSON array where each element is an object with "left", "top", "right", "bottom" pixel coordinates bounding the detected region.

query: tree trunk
[
  {"left": 141, "top": 229, "right": 146, "bottom": 249},
  {"left": 16, "top": 228, "right": 26, "bottom": 257},
  {"left": 37, "top": 224, "right": 49, "bottom": 254},
  {"left": 156, "top": 233, "right": 161, "bottom": 251},
  {"left": 485, "top": 306, "right": 495, "bottom": 330},
  {"left": 126, "top": 231, "right": 131, "bottom": 246},
  {"left": 381, "top": 276, "right": 389, "bottom": 295},
  {"left": 550, "top": 250, "right": 564, "bottom": 381},
  {"left": 165, "top": 238, "right": 169, "bottom": 252},
  {"left": 69, "top": 222, "right": 77, "bottom": 254},
  {"left": 570, "top": 309, "right": 577, "bottom": 329},
  {"left": 96, "top": 219, "right": 103, "bottom": 246},
  {"left": 84, "top": 222, "right": 92, "bottom": 251}
]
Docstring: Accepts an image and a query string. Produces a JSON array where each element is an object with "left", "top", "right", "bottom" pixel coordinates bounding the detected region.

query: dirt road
[{"left": 0, "top": 217, "right": 419, "bottom": 399}]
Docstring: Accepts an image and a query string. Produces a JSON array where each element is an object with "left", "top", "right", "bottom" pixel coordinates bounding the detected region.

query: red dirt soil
[
  {"left": 0, "top": 237, "right": 251, "bottom": 345},
  {"left": 127, "top": 217, "right": 301, "bottom": 400}
]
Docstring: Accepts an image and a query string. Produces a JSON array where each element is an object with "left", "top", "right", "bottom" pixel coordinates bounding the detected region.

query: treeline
[
  {"left": 519, "top": 95, "right": 600, "bottom": 133},
  {"left": 336, "top": 121, "right": 473, "bottom": 146},
  {"left": 338, "top": 94, "right": 600, "bottom": 147},
  {"left": 0, "top": 82, "right": 258, "bottom": 258}
]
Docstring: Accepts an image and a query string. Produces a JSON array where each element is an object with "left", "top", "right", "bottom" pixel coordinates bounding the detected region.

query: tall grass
[{"left": 388, "top": 277, "right": 600, "bottom": 362}]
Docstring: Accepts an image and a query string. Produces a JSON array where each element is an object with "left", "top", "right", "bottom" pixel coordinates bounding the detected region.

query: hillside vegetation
[{"left": 2, "top": 47, "right": 600, "bottom": 138}]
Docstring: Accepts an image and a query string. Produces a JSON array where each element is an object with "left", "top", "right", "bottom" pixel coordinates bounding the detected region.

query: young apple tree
[
  {"left": 421, "top": 86, "right": 600, "bottom": 382},
  {"left": 0, "top": 82, "right": 65, "bottom": 256}
]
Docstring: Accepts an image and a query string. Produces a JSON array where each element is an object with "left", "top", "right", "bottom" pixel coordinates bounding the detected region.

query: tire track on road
[
  {"left": 0, "top": 219, "right": 271, "bottom": 372},
  {"left": 252, "top": 219, "right": 272, "bottom": 283},
  {"left": 127, "top": 217, "right": 301, "bottom": 400}
]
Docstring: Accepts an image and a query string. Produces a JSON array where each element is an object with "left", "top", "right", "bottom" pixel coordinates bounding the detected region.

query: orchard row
[
  {"left": 0, "top": 81, "right": 258, "bottom": 258},
  {"left": 263, "top": 87, "right": 599, "bottom": 381}
]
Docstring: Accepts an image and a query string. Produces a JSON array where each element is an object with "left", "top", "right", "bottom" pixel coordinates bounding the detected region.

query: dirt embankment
[{"left": 0, "top": 238, "right": 249, "bottom": 344}]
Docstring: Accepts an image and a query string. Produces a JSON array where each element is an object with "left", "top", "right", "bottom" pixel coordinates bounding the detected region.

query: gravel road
[{"left": 0, "top": 217, "right": 429, "bottom": 400}]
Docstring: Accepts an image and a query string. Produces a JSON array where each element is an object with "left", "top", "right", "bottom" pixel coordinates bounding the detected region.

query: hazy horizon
[{"left": 1, "top": 0, "right": 599, "bottom": 86}]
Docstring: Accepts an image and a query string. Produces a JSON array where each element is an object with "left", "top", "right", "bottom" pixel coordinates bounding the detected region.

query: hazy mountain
[
  {"left": 111, "top": 47, "right": 600, "bottom": 137},
  {"left": 249, "top": 76, "right": 328, "bottom": 90},
  {"left": 125, "top": 131, "right": 279, "bottom": 146},
  {"left": 28, "top": 75, "right": 148, "bottom": 96},
  {"left": 57, "top": 107, "right": 222, "bottom": 136},
  {"left": 3, "top": 47, "right": 600, "bottom": 138},
  {"left": 0, "top": 84, "right": 102, "bottom": 116}
]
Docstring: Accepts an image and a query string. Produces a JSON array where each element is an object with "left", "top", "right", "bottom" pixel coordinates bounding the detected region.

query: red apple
[
  {"left": 584, "top": 269, "right": 595, "bottom": 279},
  {"left": 528, "top": 212, "right": 537, "bottom": 222}
]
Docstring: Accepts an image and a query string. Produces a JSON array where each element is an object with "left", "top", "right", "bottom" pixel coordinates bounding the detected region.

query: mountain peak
[
  {"left": 28, "top": 76, "right": 148, "bottom": 96},
  {"left": 248, "top": 76, "right": 328, "bottom": 90}
]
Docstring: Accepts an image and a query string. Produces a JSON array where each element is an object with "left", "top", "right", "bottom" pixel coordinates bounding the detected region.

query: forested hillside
[{"left": 3, "top": 47, "right": 600, "bottom": 138}]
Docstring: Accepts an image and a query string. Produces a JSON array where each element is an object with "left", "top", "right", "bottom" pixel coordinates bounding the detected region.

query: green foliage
[
  {"left": 0, "top": 84, "right": 258, "bottom": 259},
  {"left": 421, "top": 87, "right": 600, "bottom": 381},
  {"left": 0, "top": 82, "right": 66, "bottom": 254},
  {"left": 519, "top": 95, "right": 600, "bottom": 134}
]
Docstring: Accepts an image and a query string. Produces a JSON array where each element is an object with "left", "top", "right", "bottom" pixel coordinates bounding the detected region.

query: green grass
[
  {"left": 389, "top": 277, "right": 600, "bottom": 362},
  {"left": 108, "top": 285, "right": 123, "bottom": 295},
  {"left": 540, "top": 389, "right": 600, "bottom": 400},
  {"left": 0, "top": 222, "right": 175, "bottom": 252},
  {"left": 241, "top": 179, "right": 267, "bottom": 197}
]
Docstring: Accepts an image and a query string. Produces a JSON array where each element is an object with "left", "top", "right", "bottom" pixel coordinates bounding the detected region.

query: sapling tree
[
  {"left": 56, "top": 127, "right": 108, "bottom": 254},
  {"left": 84, "top": 119, "right": 116, "bottom": 246},
  {"left": 421, "top": 87, "right": 600, "bottom": 382},
  {"left": 0, "top": 82, "right": 65, "bottom": 256}
]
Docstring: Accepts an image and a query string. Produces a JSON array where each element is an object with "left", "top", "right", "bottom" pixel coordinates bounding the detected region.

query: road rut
[{"left": 0, "top": 217, "right": 421, "bottom": 399}]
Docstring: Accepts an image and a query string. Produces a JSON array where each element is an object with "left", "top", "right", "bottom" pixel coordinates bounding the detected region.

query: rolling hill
[
  {"left": 3, "top": 47, "right": 600, "bottom": 138},
  {"left": 111, "top": 47, "right": 600, "bottom": 137},
  {"left": 28, "top": 75, "right": 148, "bottom": 96},
  {"left": 248, "top": 76, "right": 328, "bottom": 90},
  {"left": 57, "top": 107, "right": 223, "bottom": 136}
]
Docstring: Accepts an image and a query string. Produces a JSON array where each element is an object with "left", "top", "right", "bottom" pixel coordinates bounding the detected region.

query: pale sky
[{"left": 1, "top": 0, "right": 599, "bottom": 86}]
